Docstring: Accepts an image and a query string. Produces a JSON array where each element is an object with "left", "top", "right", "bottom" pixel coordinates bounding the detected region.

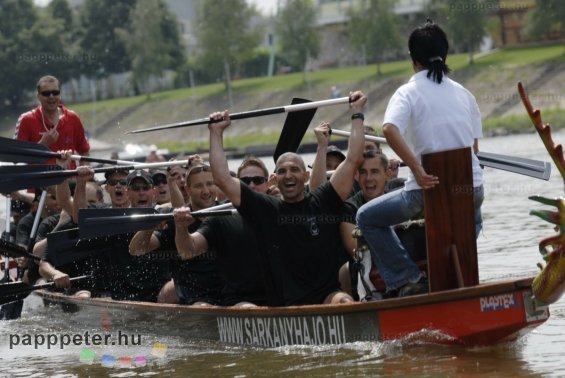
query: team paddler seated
[
  {"left": 37, "top": 162, "right": 172, "bottom": 301},
  {"left": 129, "top": 160, "right": 225, "bottom": 306},
  {"left": 205, "top": 90, "right": 366, "bottom": 306},
  {"left": 171, "top": 156, "right": 280, "bottom": 307}
]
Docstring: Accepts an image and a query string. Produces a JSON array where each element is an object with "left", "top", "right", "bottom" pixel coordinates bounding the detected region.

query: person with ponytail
[{"left": 356, "top": 20, "right": 484, "bottom": 298}]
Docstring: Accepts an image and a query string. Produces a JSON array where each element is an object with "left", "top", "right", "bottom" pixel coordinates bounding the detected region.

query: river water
[{"left": 0, "top": 131, "right": 564, "bottom": 377}]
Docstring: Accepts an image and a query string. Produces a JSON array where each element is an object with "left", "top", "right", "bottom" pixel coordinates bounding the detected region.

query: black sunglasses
[
  {"left": 240, "top": 176, "right": 268, "bottom": 185},
  {"left": 39, "top": 90, "right": 61, "bottom": 97},
  {"left": 129, "top": 184, "right": 151, "bottom": 192},
  {"left": 107, "top": 178, "right": 127, "bottom": 186}
]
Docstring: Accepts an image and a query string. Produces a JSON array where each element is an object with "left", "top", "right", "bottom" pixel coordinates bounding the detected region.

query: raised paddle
[
  {"left": 273, "top": 98, "right": 318, "bottom": 163},
  {"left": 78, "top": 203, "right": 236, "bottom": 239},
  {"left": 0, "top": 275, "right": 89, "bottom": 306},
  {"left": 0, "top": 160, "right": 189, "bottom": 193},
  {"left": 329, "top": 128, "right": 551, "bottom": 180},
  {"left": 126, "top": 96, "right": 351, "bottom": 134},
  {"left": 0, "top": 136, "right": 139, "bottom": 165}
]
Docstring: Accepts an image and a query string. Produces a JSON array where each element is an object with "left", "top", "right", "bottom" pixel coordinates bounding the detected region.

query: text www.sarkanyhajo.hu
[{"left": 9, "top": 331, "right": 142, "bottom": 350}]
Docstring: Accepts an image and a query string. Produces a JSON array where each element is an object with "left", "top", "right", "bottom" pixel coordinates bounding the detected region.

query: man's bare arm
[{"left": 208, "top": 111, "right": 242, "bottom": 207}]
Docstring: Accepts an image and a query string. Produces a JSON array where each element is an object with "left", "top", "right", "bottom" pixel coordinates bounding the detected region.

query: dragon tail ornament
[{"left": 518, "top": 82, "right": 565, "bottom": 304}]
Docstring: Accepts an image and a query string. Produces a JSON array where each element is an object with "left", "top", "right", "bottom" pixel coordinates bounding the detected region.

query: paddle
[
  {"left": 0, "top": 160, "right": 189, "bottom": 193},
  {"left": 273, "top": 98, "right": 318, "bottom": 163},
  {"left": 126, "top": 96, "right": 350, "bottom": 134},
  {"left": 0, "top": 136, "right": 138, "bottom": 165},
  {"left": 0, "top": 275, "right": 89, "bottom": 306},
  {"left": 329, "top": 128, "right": 551, "bottom": 180},
  {"left": 0, "top": 238, "right": 41, "bottom": 262},
  {"left": 78, "top": 203, "right": 236, "bottom": 239}
]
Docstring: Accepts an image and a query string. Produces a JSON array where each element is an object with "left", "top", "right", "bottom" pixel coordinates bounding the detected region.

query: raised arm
[
  {"left": 309, "top": 122, "right": 331, "bottom": 191},
  {"left": 329, "top": 91, "right": 367, "bottom": 200},
  {"left": 173, "top": 206, "right": 209, "bottom": 260},
  {"left": 208, "top": 111, "right": 242, "bottom": 207}
]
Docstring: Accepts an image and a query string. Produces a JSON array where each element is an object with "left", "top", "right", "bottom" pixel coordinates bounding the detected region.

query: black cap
[
  {"left": 126, "top": 170, "right": 153, "bottom": 186},
  {"left": 326, "top": 145, "right": 345, "bottom": 161},
  {"left": 104, "top": 167, "right": 130, "bottom": 180},
  {"left": 151, "top": 169, "right": 167, "bottom": 180}
]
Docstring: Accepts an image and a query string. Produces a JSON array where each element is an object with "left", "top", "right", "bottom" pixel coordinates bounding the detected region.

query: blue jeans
[{"left": 356, "top": 185, "right": 484, "bottom": 291}]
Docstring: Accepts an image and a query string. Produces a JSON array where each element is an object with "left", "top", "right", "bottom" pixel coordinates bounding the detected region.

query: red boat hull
[{"left": 36, "top": 277, "right": 548, "bottom": 348}]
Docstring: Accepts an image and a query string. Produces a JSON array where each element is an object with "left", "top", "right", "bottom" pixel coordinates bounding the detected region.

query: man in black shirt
[{"left": 198, "top": 91, "right": 367, "bottom": 306}]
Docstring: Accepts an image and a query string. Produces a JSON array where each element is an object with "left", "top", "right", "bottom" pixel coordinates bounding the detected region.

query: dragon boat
[{"left": 15, "top": 83, "right": 565, "bottom": 347}]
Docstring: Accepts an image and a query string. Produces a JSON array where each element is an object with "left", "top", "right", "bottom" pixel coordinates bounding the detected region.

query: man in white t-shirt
[{"left": 356, "top": 21, "right": 484, "bottom": 298}]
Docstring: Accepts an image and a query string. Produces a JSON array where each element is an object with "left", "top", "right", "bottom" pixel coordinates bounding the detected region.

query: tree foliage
[
  {"left": 523, "top": 0, "right": 565, "bottom": 50},
  {"left": 194, "top": 0, "right": 262, "bottom": 99},
  {"left": 346, "top": 0, "right": 402, "bottom": 75},
  {"left": 117, "top": 0, "right": 185, "bottom": 97},
  {"left": 0, "top": 0, "right": 69, "bottom": 108},
  {"left": 428, "top": 0, "right": 488, "bottom": 64},
  {"left": 276, "top": 0, "right": 320, "bottom": 80},
  {"left": 78, "top": 0, "right": 137, "bottom": 78}
]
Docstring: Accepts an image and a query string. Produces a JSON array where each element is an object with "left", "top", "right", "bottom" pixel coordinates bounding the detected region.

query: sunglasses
[
  {"left": 129, "top": 184, "right": 152, "bottom": 192},
  {"left": 107, "top": 178, "right": 127, "bottom": 186},
  {"left": 39, "top": 90, "right": 61, "bottom": 97},
  {"left": 240, "top": 176, "right": 268, "bottom": 185},
  {"left": 153, "top": 176, "right": 167, "bottom": 186},
  {"left": 186, "top": 165, "right": 211, "bottom": 177}
]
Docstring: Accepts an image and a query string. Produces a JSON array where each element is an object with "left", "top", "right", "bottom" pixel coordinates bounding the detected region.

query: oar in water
[
  {"left": 0, "top": 160, "right": 190, "bottom": 193},
  {"left": 78, "top": 203, "right": 236, "bottom": 239},
  {"left": 329, "top": 128, "right": 551, "bottom": 181},
  {"left": 0, "top": 136, "right": 139, "bottom": 165},
  {"left": 126, "top": 96, "right": 350, "bottom": 134},
  {"left": 273, "top": 98, "right": 318, "bottom": 163},
  {"left": 0, "top": 275, "right": 89, "bottom": 306}
]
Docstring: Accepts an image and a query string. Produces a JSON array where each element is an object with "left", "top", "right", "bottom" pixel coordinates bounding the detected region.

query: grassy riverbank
[{"left": 1, "top": 43, "right": 564, "bottom": 153}]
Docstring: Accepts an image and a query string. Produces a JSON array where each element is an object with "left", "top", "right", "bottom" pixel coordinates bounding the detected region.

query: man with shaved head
[{"left": 189, "top": 91, "right": 367, "bottom": 306}]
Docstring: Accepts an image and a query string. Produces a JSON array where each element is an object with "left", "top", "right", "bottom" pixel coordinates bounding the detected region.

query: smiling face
[
  {"left": 275, "top": 153, "right": 309, "bottom": 203},
  {"left": 36, "top": 77, "right": 61, "bottom": 114},
  {"left": 186, "top": 170, "right": 216, "bottom": 211},
  {"left": 357, "top": 154, "right": 389, "bottom": 202}
]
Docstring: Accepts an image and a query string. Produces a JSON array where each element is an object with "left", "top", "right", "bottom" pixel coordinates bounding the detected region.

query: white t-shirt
[{"left": 383, "top": 70, "right": 484, "bottom": 190}]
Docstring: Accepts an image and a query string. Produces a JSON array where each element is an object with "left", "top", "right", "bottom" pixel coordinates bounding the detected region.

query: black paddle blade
[
  {"left": 78, "top": 207, "right": 160, "bottom": 239},
  {"left": 0, "top": 164, "right": 70, "bottom": 193},
  {"left": 0, "top": 275, "right": 89, "bottom": 306},
  {"left": 273, "top": 98, "right": 317, "bottom": 163},
  {"left": 0, "top": 136, "right": 57, "bottom": 163},
  {"left": 0, "top": 239, "right": 41, "bottom": 261}
]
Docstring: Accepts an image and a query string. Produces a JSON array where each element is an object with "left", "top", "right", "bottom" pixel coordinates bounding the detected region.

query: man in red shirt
[{"left": 14, "top": 75, "right": 90, "bottom": 167}]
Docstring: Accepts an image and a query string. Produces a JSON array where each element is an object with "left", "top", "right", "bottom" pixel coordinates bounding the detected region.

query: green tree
[
  {"left": 194, "top": 0, "right": 262, "bottom": 105},
  {"left": 276, "top": 0, "right": 320, "bottom": 81},
  {"left": 523, "top": 0, "right": 565, "bottom": 53},
  {"left": 346, "top": 0, "right": 402, "bottom": 75},
  {"left": 430, "top": 0, "right": 488, "bottom": 64},
  {"left": 78, "top": 0, "right": 136, "bottom": 78},
  {"left": 117, "top": 0, "right": 185, "bottom": 98},
  {"left": 0, "top": 0, "right": 70, "bottom": 109}
]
